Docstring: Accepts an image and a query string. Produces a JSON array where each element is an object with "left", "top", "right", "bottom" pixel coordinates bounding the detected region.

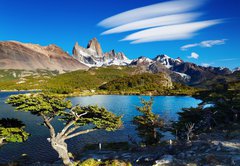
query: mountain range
[{"left": 0, "top": 38, "right": 238, "bottom": 86}]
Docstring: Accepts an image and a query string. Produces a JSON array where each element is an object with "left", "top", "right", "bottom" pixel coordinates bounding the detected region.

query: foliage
[
  {"left": 228, "top": 81, "right": 240, "bottom": 91},
  {"left": 62, "top": 105, "right": 122, "bottom": 131},
  {"left": 174, "top": 81, "right": 240, "bottom": 140},
  {"left": 79, "top": 158, "right": 132, "bottom": 166},
  {"left": 6, "top": 93, "right": 122, "bottom": 165},
  {"left": 99, "top": 73, "right": 170, "bottom": 92},
  {"left": 170, "top": 82, "right": 199, "bottom": 95},
  {"left": 7, "top": 93, "right": 72, "bottom": 116},
  {"left": 44, "top": 66, "right": 138, "bottom": 93},
  {"left": 79, "top": 158, "right": 101, "bottom": 166},
  {"left": 7, "top": 93, "right": 122, "bottom": 132},
  {"left": 0, "top": 118, "right": 29, "bottom": 145},
  {"left": 133, "top": 98, "right": 164, "bottom": 145}
]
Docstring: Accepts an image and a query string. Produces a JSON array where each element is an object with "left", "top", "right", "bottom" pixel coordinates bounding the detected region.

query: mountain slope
[
  {"left": 0, "top": 41, "right": 88, "bottom": 72},
  {"left": 131, "top": 54, "right": 233, "bottom": 86}
]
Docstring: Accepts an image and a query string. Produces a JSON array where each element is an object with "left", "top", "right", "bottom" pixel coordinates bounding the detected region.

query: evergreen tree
[
  {"left": 0, "top": 118, "right": 29, "bottom": 146},
  {"left": 133, "top": 98, "right": 164, "bottom": 145},
  {"left": 7, "top": 93, "right": 122, "bottom": 166}
]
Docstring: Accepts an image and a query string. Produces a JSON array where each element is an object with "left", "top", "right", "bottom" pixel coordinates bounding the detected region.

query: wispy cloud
[
  {"left": 98, "top": 0, "right": 224, "bottom": 44},
  {"left": 188, "top": 52, "right": 199, "bottom": 59},
  {"left": 98, "top": 0, "right": 205, "bottom": 28},
  {"left": 101, "top": 13, "right": 201, "bottom": 35},
  {"left": 181, "top": 39, "right": 227, "bottom": 50},
  {"left": 121, "top": 20, "right": 222, "bottom": 44}
]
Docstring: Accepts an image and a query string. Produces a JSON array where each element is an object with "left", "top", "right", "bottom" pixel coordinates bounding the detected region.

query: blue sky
[{"left": 1, "top": 0, "right": 240, "bottom": 69}]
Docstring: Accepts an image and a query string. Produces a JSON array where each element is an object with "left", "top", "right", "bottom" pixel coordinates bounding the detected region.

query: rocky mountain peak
[
  {"left": 74, "top": 42, "right": 79, "bottom": 47},
  {"left": 130, "top": 56, "right": 153, "bottom": 66},
  {"left": 104, "top": 49, "right": 128, "bottom": 61},
  {"left": 72, "top": 38, "right": 131, "bottom": 67},
  {"left": 153, "top": 54, "right": 182, "bottom": 69},
  {"left": 44, "top": 44, "right": 67, "bottom": 55},
  {"left": 87, "top": 38, "right": 103, "bottom": 56},
  {"left": 176, "top": 57, "right": 184, "bottom": 63}
]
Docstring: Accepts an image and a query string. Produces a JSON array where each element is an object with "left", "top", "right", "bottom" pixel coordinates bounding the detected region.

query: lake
[{"left": 0, "top": 92, "right": 201, "bottom": 164}]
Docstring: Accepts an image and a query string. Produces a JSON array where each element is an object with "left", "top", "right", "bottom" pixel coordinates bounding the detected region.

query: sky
[{"left": 1, "top": 0, "right": 240, "bottom": 69}]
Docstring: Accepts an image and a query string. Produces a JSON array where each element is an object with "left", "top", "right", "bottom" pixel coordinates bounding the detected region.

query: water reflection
[{"left": 0, "top": 93, "right": 201, "bottom": 163}]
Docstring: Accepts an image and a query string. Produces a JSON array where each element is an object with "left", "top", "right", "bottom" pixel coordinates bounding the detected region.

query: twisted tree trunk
[
  {"left": 51, "top": 136, "right": 72, "bottom": 166},
  {"left": 42, "top": 115, "right": 72, "bottom": 166}
]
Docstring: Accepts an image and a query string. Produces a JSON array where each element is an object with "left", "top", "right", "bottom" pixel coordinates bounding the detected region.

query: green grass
[
  {"left": 0, "top": 69, "right": 23, "bottom": 82},
  {"left": 0, "top": 69, "right": 57, "bottom": 90}
]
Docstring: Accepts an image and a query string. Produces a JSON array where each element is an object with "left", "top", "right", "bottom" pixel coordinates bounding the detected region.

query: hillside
[
  {"left": 99, "top": 73, "right": 172, "bottom": 92},
  {"left": 0, "top": 67, "right": 197, "bottom": 96},
  {"left": 0, "top": 41, "right": 88, "bottom": 72},
  {"left": 0, "top": 67, "right": 139, "bottom": 92},
  {"left": 0, "top": 69, "right": 57, "bottom": 90},
  {"left": 44, "top": 66, "right": 147, "bottom": 94}
]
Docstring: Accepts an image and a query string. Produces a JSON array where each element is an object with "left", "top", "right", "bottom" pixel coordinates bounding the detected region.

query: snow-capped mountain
[
  {"left": 153, "top": 54, "right": 183, "bottom": 69},
  {"left": 233, "top": 67, "right": 240, "bottom": 72},
  {"left": 0, "top": 38, "right": 235, "bottom": 86},
  {"left": 72, "top": 38, "right": 131, "bottom": 67},
  {"left": 130, "top": 56, "right": 154, "bottom": 66},
  {"left": 129, "top": 54, "right": 232, "bottom": 85}
]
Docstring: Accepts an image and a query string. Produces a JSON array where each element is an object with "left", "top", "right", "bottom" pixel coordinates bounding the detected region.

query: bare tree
[{"left": 185, "top": 122, "right": 195, "bottom": 142}]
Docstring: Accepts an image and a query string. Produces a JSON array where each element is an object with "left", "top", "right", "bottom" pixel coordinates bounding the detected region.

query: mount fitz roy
[
  {"left": 0, "top": 38, "right": 236, "bottom": 85},
  {"left": 72, "top": 38, "right": 131, "bottom": 67}
]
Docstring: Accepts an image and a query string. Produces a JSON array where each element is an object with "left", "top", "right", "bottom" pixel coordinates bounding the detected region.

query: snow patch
[{"left": 174, "top": 71, "right": 191, "bottom": 80}]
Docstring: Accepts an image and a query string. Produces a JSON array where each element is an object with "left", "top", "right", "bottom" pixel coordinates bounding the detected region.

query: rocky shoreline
[
  {"left": 77, "top": 132, "right": 240, "bottom": 166},
  {"left": 11, "top": 131, "right": 239, "bottom": 166}
]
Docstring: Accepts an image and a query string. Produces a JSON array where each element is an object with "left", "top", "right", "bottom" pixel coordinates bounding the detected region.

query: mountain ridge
[
  {"left": 72, "top": 38, "right": 131, "bottom": 67},
  {"left": 0, "top": 38, "right": 238, "bottom": 86},
  {"left": 0, "top": 41, "right": 88, "bottom": 72}
]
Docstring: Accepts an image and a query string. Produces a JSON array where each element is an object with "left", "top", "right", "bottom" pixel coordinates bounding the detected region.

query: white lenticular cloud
[
  {"left": 200, "top": 39, "right": 227, "bottom": 47},
  {"left": 130, "top": 33, "right": 195, "bottom": 44},
  {"left": 188, "top": 52, "right": 199, "bottom": 59},
  {"left": 121, "top": 20, "right": 222, "bottom": 43},
  {"left": 98, "top": 0, "right": 205, "bottom": 28},
  {"left": 180, "top": 43, "right": 199, "bottom": 50},
  {"left": 101, "top": 13, "right": 202, "bottom": 35},
  {"left": 98, "top": 0, "right": 224, "bottom": 44},
  {"left": 181, "top": 39, "right": 227, "bottom": 50}
]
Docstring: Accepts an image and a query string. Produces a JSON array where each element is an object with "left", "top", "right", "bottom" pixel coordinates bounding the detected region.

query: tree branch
[
  {"left": 64, "top": 125, "right": 80, "bottom": 137},
  {"left": 41, "top": 113, "right": 56, "bottom": 138},
  {"left": 48, "top": 117, "right": 53, "bottom": 122},
  {"left": 59, "top": 110, "right": 88, "bottom": 137},
  {"left": 65, "top": 128, "right": 97, "bottom": 140}
]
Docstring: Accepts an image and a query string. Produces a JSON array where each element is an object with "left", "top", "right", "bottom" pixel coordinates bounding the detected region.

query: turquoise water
[{"left": 0, "top": 92, "right": 201, "bottom": 163}]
